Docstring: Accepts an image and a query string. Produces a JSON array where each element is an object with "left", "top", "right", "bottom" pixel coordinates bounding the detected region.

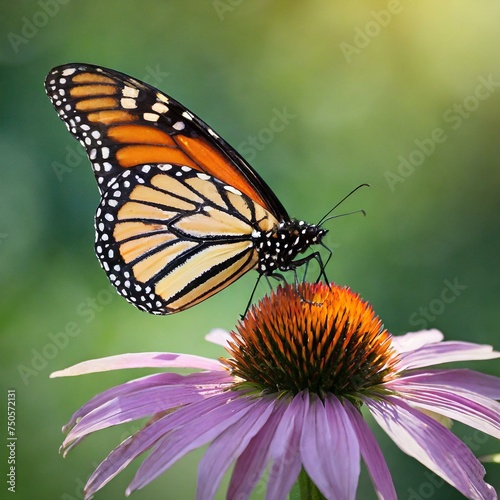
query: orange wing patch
[
  {"left": 75, "top": 98, "right": 118, "bottom": 111},
  {"left": 116, "top": 145, "right": 199, "bottom": 169},
  {"left": 87, "top": 110, "right": 137, "bottom": 124},
  {"left": 70, "top": 85, "right": 117, "bottom": 98},
  {"left": 108, "top": 124, "right": 176, "bottom": 146},
  {"left": 174, "top": 135, "right": 270, "bottom": 209},
  {"left": 72, "top": 73, "right": 115, "bottom": 84}
]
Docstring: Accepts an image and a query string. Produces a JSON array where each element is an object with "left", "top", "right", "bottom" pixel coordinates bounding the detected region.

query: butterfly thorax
[{"left": 253, "top": 220, "right": 327, "bottom": 275}]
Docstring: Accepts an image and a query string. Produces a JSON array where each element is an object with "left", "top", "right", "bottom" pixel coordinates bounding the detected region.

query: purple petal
[
  {"left": 64, "top": 383, "right": 221, "bottom": 447},
  {"left": 227, "top": 402, "right": 287, "bottom": 500},
  {"left": 50, "top": 352, "right": 224, "bottom": 377},
  {"left": 85, "top": 390, "right": 240, "bottom": 497},
  {"left": 397, "top": 341, "right": 500, "bottom": 371},
  {"left": 396, "top": 369, "right": 500, "bottom": 399},
  {"left": 63, "top": 371, "right": 232, "bottom": 432},
  {"left": 126, "top": 393, "right": 258, "bottom": 494},
  {"left": 387, "top": 381, "right": 500, "bottom": 438},
  {"left": 205, "top": 328, "right": 231, "bottom": 347},
  {"left": 266, "top": 392, "right": 308, "bottom": 500},
  {"left": 197, "top": 397, "right": 276, "bottom": 500},
  {"left": 391, "top": 329, "right": 444, "bottom": 353},
  {"left": 343, "top": 400, "right": 396, "bottom": 500},
  {"left": 366, "top": 396, "right": 496, "bottom": 499},
  {"left": 300, "top": 393, "right": 360, "bottom": 500}
]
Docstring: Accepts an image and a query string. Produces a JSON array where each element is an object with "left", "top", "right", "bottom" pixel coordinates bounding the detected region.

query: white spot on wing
[
  {"left": 122, "top": 86, "right": 140, "bottom": 98},
  {"left": 224, "top": 185, "right": 242, "bottom": 195},
  {"left": 152, "top": 102, "right": 169, "bottom": 114},
  {"left": 157, "top": 93, "right": 169, "bottom": 104},
  {"left": 143, "top": 112, "right": 159, "bottom": 122},
  {"left": 121, "top": 98, "right": 137, "bottom": 109}
]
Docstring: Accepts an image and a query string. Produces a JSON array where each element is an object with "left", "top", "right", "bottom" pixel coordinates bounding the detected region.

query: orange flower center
[{"left": 222, "top": 283, "right": 399, "bottom": 397}]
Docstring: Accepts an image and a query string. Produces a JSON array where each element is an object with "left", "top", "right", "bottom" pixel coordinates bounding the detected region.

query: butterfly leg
[
  {"left": 242, "top": 274, "right": 264, "bottom": 318},
  {"left": 271, "top": 266, "right": 322, "bottom": 307},
  {"left": 291, "top": 251, "right": 330, "bottom": 286}
]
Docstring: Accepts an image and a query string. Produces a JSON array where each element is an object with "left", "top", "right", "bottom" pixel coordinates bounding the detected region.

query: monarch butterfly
[{"left": 45, "top": 63, "right": 330, "bottom": 315}]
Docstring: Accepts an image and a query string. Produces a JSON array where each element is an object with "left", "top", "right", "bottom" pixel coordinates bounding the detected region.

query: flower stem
[{"left": 291, "top": 468, "right": 326, "bottom": 500}]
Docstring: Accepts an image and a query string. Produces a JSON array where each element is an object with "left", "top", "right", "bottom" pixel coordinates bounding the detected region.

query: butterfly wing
[
  {"left": 96, "top": 163, "right": 278, "bottom": 314},
  {"left": 44, "top": 63, "right": 288, "bottom": 219},
  {"left": 45, "top": 63, "right": 284, "bottom": 314}
]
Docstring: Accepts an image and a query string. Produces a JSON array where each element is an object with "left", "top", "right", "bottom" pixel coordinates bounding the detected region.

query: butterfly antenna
[
  {"left": 320, "top": 208, "right": 366, "bottom": 225},
  {"left": 316, "top": 183, "right": 370, "bottom": 226}
]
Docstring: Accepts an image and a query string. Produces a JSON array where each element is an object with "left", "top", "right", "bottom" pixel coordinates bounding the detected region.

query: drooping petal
[
  {"left": 51, "top": 352, "right": 224, "bottom": 377},
  {"left": 343, "top": 400, "right": 397, "bottom": 500},
  {"left": 63, "top": 371, "right": 232, "bottom": 433},
  {"left": 265, "top": 392, "right": 308, "bottom": 500},
  {"left": 397, "top": 341, "right": 500, "bottom": 371},
  {"left": 227, "top": 401, "right": 287, "bottom": 500},
  {"left": 197, "top": 397, "right": 276, "bottom": 500},
  {"left": 301, "top": 393, "right": 360, "bottom": 500},
  {"left": 126, "top": 393, "right": 258, "bottom": 494},
  {"left": 84, "top": 390, "right": 238, "bottom": 498},
  {"left": 396, "top": 369, "right": 500, "bottom": 400},
  {"left": 367, "top": 396, "right": 496, "bottom": 500},
  {"left": 387, "top": 381, "right": 500, "bottom": 438},
  {"left": 391, "top": 329, "right": 444, "bottom": 353}
]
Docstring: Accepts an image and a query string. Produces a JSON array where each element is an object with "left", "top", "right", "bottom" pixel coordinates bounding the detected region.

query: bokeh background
[{"left": 1, "top": 1, "right": 499, "bottom": 498}]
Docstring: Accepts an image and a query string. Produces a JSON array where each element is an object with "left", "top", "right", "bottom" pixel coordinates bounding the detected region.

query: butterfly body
[
  {"left": 253, "top": 220, "right": 326, "bottom": 275},
  {"left": 45, "top": 64, "right": 328, "bottom": 314}
]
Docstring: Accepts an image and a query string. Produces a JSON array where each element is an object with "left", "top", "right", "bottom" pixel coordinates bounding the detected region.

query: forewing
[{"left": 45, "top": 63, "right": 288, "bottom": 219}]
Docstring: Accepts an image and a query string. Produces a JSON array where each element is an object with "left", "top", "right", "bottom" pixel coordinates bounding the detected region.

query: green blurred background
[{"left": 1, "top": 1, "right": 499, "bottom": 498}]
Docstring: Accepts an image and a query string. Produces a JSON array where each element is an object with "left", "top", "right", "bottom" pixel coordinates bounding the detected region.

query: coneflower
[{"left": 52, "top": 283, "right": 500, "bottom": 499}]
